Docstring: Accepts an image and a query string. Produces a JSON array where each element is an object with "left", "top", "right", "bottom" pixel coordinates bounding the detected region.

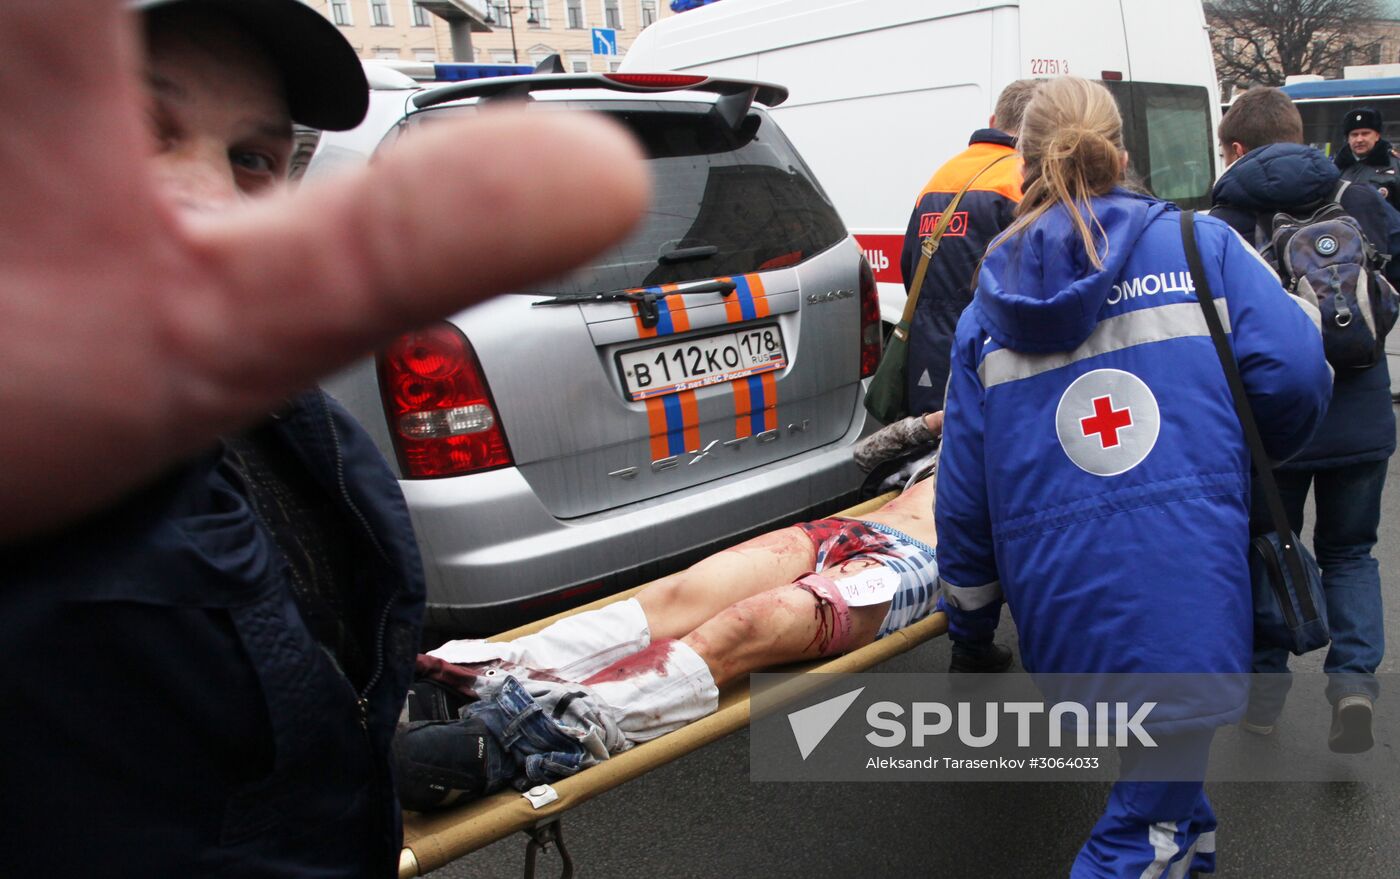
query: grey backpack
[{"left": 1258, "top": 181, "right": 1400, "bottom": 370}]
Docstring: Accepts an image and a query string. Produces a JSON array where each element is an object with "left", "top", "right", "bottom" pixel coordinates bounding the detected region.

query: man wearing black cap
[
  {"left": 3, "top": 2, "right": 430, "bottom": 876},
  {"left": 1336, "top": 106, "right": 1400, "bottom": 209},
  {"left": 0, "top": 2, "right": 645, "bottom": 541}
]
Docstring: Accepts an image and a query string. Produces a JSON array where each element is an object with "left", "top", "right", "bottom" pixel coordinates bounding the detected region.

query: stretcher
[{"left": 398, "top": 491, "right": 949, "bottom": 878}]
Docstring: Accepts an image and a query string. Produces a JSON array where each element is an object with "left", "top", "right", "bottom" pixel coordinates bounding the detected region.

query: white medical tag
[{"left": 835, "top": 567, "right": 902, "bottom": 607}]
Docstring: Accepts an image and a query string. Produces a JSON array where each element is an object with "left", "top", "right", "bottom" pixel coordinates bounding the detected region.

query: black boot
[{"left": 949, "top": 642, "right": 1014, "bottom": 673}]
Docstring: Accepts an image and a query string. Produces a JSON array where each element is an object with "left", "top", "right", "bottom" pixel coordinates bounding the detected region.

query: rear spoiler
[{"left": 411, "top": 72, "right": 789, "bottom": 129}]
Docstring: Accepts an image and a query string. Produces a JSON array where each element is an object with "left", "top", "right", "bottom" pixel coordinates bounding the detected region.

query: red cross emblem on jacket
[{"left": 1080, "top": 395, "right": 1133, "bottom": 449}]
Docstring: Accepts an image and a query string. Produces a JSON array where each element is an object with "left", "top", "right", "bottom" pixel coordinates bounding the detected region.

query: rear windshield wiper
[
  {"left": 532, "top": 279, "right": 737, "bottom": 328},
  {"left": 658, "top": 244, "right": 719, "bottom": 264}
]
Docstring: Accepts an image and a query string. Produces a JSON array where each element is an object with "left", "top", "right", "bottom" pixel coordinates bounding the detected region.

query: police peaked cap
[
  {"left": 1345, "top": 107, "right": 1384, "bottom": 136},
  {"left": 133, "top": 0, "right": 369, "bottom": 131}
]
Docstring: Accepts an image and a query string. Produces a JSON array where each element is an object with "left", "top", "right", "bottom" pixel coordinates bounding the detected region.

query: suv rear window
[{"left": 408, "top": 100, "right": 849, "bottom": 293}]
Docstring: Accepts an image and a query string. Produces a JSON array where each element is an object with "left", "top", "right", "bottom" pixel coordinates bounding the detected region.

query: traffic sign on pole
[{"left": 591, "top": 27, "right": 617, "bottom": 55}]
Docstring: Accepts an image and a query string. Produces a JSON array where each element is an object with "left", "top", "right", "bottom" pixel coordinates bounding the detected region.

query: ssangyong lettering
[{"left": 615, "top": 420, "right": 813, "bottom": 477}]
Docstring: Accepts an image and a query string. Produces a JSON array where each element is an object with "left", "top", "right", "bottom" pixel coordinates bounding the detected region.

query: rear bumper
[{"left": 403, "top": 409, "right": 871, "bottom": 633}]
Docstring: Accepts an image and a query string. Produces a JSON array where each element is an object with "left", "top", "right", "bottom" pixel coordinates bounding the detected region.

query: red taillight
[
  {"left": 858, "top": 256, "right": 882, "bottom": 379},
  {"left": 603, "top": 73, "right": 707, "bottom": 89},
  {"left": 378, "top": 322, "right": 513, "bottom": 478}
]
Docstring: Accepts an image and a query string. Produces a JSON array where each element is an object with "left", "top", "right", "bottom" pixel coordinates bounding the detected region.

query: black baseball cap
[{"left": 134, "top": 0, "right": 369, "bottom": 131}]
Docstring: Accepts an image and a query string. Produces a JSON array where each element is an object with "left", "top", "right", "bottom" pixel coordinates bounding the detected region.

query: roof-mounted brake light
[
  {"left": 411, "top": 73, "right": 788, "bottom": 111},
  {"left": 602, "top": 73, "right": 707, "bottom": 89}
]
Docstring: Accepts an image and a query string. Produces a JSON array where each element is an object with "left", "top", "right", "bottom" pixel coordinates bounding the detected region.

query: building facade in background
[
  {"left": 302, "top": 0, "right": 674, "bottom": 70},
  {"left": 1210, "top": 0, "right": 1400, "bottom": 98}
]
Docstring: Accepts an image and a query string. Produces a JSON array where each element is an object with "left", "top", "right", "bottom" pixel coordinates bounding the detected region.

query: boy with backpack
[{"left": 1212, "top": 86, "right": 1400, "bottom": 753}]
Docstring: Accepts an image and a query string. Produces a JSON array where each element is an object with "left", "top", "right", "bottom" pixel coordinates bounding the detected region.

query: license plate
[{"left": 618, "top": 325, "right": 786, "bottom": 401}]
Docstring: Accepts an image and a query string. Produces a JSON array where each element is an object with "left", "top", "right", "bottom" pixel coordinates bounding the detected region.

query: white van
[{"left": 622, "top": 0, "right": 1222, "bottom": 321}]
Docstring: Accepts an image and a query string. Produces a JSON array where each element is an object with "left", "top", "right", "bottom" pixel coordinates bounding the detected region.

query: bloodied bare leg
[
  {"left": 429, "top": 476, "right": 937, "bottom": 683},
  {"left": 573, "top": 558, "right": 896, "bottom": 744},
  {"left": 427, "top": 525, "right": 819, "bottom": 680},
  {"left": 681, "top": 571, "right": 891, "bottom": 687},
  {"left": 634, "top": 525, "right": 818, "bottom": 639}
]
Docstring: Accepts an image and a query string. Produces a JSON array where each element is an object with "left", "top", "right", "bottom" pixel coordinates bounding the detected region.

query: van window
[
  {"left": 1105, "top": 82, "right": 1214, "bottom": 210},
  {"left": 408, "top": 100, "right": 848, "bottom": 294}
]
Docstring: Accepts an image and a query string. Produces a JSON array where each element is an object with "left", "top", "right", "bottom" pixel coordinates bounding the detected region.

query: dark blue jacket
[
  {"left": 0, "top": 392, "right": 425, "bottom": 878},
  {"left": 900, "top": 129, "right": 1022, "bottom": 414},
  {"left": 1211, "top": 143, "right": 1399, "bottom": 468},
  {"left": 937, "top": 190, "right": 1330, "bottom": 728},
  {"left": 1336, "top": 137, "right": 1400, "bottom": 211}
]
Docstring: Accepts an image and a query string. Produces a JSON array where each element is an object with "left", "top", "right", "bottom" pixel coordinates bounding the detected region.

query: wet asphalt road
[{"left": 431, "top": 417, "right": 1400, "bottom": 879}]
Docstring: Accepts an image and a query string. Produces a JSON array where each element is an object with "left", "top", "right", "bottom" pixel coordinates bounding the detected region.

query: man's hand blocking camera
[{"left": 0, "top": 0, "right": 648, "bottom": 539}]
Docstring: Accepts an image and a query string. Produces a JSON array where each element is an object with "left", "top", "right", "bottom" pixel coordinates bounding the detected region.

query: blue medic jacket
[
  {"left": 934, "top": 190, "right": 1331, "bottom": 722},
  {"left": 0, "top": 392, "right": 425, "bottom": 878},
  {"left": 1211, "top": 142, "right": 1400, "bottom": 469}
]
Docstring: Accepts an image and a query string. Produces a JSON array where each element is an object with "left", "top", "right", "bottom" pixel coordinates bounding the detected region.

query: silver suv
[{"left": 317, "top": 72, "right": 880, "bottom": 635}]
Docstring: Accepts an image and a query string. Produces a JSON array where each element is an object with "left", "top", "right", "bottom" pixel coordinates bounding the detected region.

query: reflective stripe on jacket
[{"left": 935, "top": 190, "right": 1331, "bottom": 728}]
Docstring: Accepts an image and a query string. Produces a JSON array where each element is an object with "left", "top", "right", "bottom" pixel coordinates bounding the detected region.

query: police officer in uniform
[{"left": 1336, "top": 106, "right": 1400, "bottom": 210}]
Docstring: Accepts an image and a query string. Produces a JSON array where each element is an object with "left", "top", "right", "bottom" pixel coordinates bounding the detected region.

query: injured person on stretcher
[{"left": 393, "top": 419, "right": 941, "bottom": 812}]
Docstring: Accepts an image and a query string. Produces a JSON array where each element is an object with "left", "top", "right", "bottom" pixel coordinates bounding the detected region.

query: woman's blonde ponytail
[{"left": 989, "top": 77, "right": 1126, "bottom": 271}]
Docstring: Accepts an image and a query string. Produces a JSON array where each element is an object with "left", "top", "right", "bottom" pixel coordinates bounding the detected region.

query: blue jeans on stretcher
[
  {"left": 1247, "top": 460, "right": 1387, "bottom": 724},
  {"left": 465, "top": 675, "right": 592, "bottom": 791}
]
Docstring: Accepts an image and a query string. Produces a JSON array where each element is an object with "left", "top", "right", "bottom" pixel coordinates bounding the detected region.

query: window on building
[
  {"left": 570, "top": 54, "right": 590, "bottom": 72},
  {"left": 415, "top": 49, "right": 438, "bottom": 62},
  {"left": 330, "top": 0, "right": 352, "bottom": 26},
  {"left": 641, "top": 1, "right": 656, "bottom": 27},
  {"left": 567, "top": 0, "right": 584, "bottom": 29},
  {"left": 412, "top": 2, "right": 431, "bottom": 26},
  {"left": 492, "top": 51, "right": 517, "bottom": 65},
  {"left": 375, "top": 47, "right": 401, "bottom": 60},
  {"left": 1369, "top": 43, "right": 1383, "bottom": 65},
  {"left": 605, "top": 0, "right": 621, "bottom": 29},
  {"left": 529, "top": 0, "right": 547, "bottom": 26},
  {"left": 609, "top": 59, "right": 622, "bottom": 72},
  {"left": 490, "top": 2, "right": 511, "bottom": 28},
  {"left": 370, "top": 0, "right": 392, "bottom": 26}
]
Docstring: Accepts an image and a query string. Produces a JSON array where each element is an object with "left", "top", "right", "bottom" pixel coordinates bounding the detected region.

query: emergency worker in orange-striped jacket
[
  {"left": 899, "top": 79, "right": 1039, "bottom": 674},
  {"left": 899, "top": 79, "right": 1040, "bottom": 417}
]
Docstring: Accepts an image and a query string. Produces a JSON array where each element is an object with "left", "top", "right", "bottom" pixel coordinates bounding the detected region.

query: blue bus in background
[{"left": 1280, "top": 75, "right": 1400, "bottom": 157}]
